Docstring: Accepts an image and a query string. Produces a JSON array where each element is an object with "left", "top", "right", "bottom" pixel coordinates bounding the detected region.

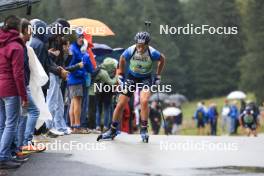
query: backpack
[{"left": 197, "top": 110, "right": 204, "bottom": 120}]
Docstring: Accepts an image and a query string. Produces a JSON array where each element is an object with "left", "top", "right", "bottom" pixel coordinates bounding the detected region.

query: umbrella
[
  {"left": 168, "top": 94, "right": 188, "bottom": 104},
  {"left": 113, "top": 48, "right": 125, "bottom": 54},
  {"left": 163, "top": 107, "right": 181, "bottom": 117},
  {"left": 68, "top": 18, "right": 115, "bottom": 36},
  {"left": 0, "top": 0, "right": 40, "bottom": 12},
  {"left": 92, "top": 43, "right": 113, "bottom": 56},
  {"left": 149, "top": 93, "right": 169, "bottom": 102},
  {"left": 108, "top": 48, "right": 125, "bottom": 60},
  {"left": 227, "top": 91, "right": 246, "bottom": 100}
]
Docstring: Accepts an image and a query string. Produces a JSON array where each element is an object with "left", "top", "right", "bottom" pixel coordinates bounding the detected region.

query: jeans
[
  {"left": 228, "top": 117, "right": 236, "bottom": 134},
  {"left": 47, "top": 73, "right": 67, "bottom": 132},
  {"left": 0, "top": 96, "right": 20, "bottom": 161},
  {"left": 80, "top": 86, "right": 89, "bottom": 128},
  {"left": 16, "top": 115, "right": 27, "bottom": 149},
  {"left": 210, "top": 118, "right": 217, "bottom": 136},
  {"left": 221, "top": 115, "right": 228, "bottom": 133},
  {"left": 24, "top": 87, "right": 40, "bottom": 145},
  {"left": 10, "top": 107, "right": 28, "bottom": 155},
  {"left": 96, "top": 94, "right": 112, "bottom": 128},
  {"left": 63, "top": 86, "right": 71, "bottom": 127}
]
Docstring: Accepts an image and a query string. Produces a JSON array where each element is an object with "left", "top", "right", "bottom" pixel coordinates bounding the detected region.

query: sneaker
[
  {"left": 72, "top": 128, "right": 91, "bottom": 134},
  {"left": 21, "top": 144, "right": 46, "bottom": 153},
  {"left": 16, "top": 151, "right": 31, "bottom": 157},
  {"left": 64, "top": 127, "right": 72, "bottom": 135},
  {"left": 103, "top": 127, "right": 108, "bottom": 133},
  {"left": 49, "top": 128, "right": 64, "bottom": 136},
  {"left": 11, "top": 155, "right": 29, "bottom": 163},
  {"left": 86, "top": 128, "right": 93, "bottom": 133},
  {"left": 93, "top": 127, "right": 101, "bottom": 134},
  {"left": 44, "top": 131, "right": 59, "bottom": 138},
  {"left": 32, "top": 135, "right": 50, "bottom": 143},
  {"left": 17, "top": 150, "right": 33, "bottom": 155},
  {"left": 0, "top": 160, "right": 21, "bottom": 169}
]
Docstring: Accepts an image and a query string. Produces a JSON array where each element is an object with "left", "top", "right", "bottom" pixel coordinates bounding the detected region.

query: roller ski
[
  {"left": 140, "top": 127, "right": 149, "bottom": 143},
  {"left": 97, "top": 128, "right": 117, "bottom": 141}
]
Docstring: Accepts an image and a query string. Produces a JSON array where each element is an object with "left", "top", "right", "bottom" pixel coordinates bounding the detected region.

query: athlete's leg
[
  {"left": 140, "top": 90, "right": 151, "bottom": 122},
  {"left": 245, "top": 128, "right": 250, "bottom": 136},
  {"left": 112, "top": 95, "right": 130, "bottom": 122},
  {"left": 139, "top": 89, "right": 151, "bottom": 142},
  {"left": 96, "top": 94, "right": 129, "bottom": 141},
  {"left": 252, "top": 129, "right": 257, "bottom": 137}
]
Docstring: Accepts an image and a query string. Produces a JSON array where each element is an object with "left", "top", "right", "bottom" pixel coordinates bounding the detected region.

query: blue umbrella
[
  {"left": 113, "top": 48, "right": 125, "bottom": 54},
  {"left": 92, "top": 43, "right": 113, "bottom": 56}
]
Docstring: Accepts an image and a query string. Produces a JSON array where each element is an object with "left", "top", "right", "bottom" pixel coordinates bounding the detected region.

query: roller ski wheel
[
  {"left": 96, "top": 128, "right": 117, "bottom": 141},
  {"left": 140, "top": 128, "right": 149, "bottom": 143}
]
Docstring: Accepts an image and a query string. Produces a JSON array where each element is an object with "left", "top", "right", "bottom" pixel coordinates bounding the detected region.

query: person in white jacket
[{"left": 16, "top": 18, "right": 46, "bottom": 153}]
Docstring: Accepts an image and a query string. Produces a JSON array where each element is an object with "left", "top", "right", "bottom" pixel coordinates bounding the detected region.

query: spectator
[
  {"left": 149, "top": 101, "right": 161, "bottom": 135},
  {"left": 221, "top": 99, "right": 230, "bottom": 134},
  {"left": 17, "top": 18, "right": 47, "bottom": 154},
  {"left": 93, "top": 57, "right": 118, "bottom": 132},
  {"left": 67, "top": 29, "right": 93, "bottom": 134},
  {"left": 172, "top": 109, "right": 182, "bottom": 135},
  {"left": 228, "top": 101, "right": 239, "bottom": 135},
  {"left": 46, "top": 21, "right": 70, "bottom": 135},
  {"left": 0, "top": 15, "right": 27, "bottom": 169},
  {"left": 28, "top": 19, "right": 68, "bottom": 139},
  {"left": 207, "top": 103, "right": 218, "bottom": 136},
  {"left": 201, "top": 101, "right": 209, "bottom": 135},
  {"left": 194, "top": 102, "right": 206, "bottom": 135}
]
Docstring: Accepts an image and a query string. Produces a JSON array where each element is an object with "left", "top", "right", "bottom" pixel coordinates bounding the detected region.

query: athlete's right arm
[
  {"left": 118, "top": 55, "right": 126, "bottom": 75},
  {"left": 116, "top": 56, "right": 126, "bottom": 85}
]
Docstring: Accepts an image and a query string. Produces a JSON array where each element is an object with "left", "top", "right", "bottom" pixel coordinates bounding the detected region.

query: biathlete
[{"left": 97, "top": 31, "right": 165, "bottom": 143}]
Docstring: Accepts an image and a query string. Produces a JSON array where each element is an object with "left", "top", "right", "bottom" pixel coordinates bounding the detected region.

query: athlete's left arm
[{"left": 156, "top": 53, "right": 165, "bottom": 75}]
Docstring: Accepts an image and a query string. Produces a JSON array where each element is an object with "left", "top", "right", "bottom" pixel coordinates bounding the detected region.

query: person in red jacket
[{"left": 0, "top": 15, "right": 28, "bottom": 169}]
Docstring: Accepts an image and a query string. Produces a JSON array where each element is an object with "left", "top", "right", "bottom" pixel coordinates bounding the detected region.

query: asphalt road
[{"left": 2, "top": 134, "right": 264, "bottom": 176}]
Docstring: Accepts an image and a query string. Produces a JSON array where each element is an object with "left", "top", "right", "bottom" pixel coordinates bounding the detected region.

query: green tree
[
  {"left": 239, "top": 0, "right": 264, "bottom": 103},
  {"left": 185, "top": 0, "right": 245, "bottom": 98}
]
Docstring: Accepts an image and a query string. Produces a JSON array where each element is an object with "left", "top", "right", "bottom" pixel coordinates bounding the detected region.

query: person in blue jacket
[
  {"left": 194, "top": 102, "right": 207, "bottom": 135},
  {"left": 207, "top": 103, "right": 218, "bottom": 136},
  {"left": 228, "top": 101, "right": 239, "bottom": 135},
  {"left": 67, "top": 29, "right": 93, "bottom": 134}
]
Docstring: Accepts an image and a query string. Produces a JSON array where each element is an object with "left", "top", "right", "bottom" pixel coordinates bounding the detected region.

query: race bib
[
  {"left": 129, "top": 50, "right": 153, "bottom": 75},
  {"left": 243, "top": 114, "right": 254, "bottom": 124}
]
